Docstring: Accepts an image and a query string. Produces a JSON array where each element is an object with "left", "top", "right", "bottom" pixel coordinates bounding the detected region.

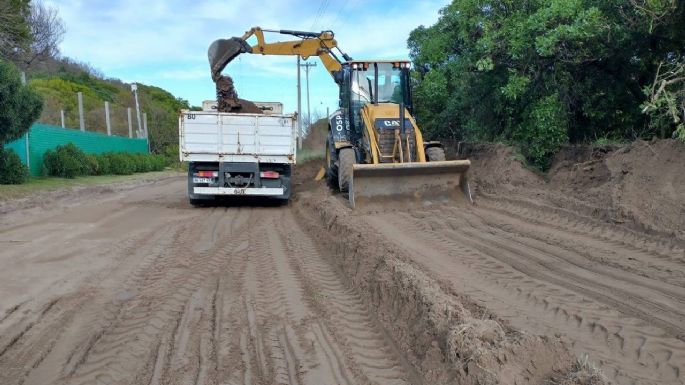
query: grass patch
[
  {"left": 593, "top": 136, "right": 627, "bottom": 146},
  {"left": 0, "top": 170, "right": 177, "bottom": 201}
]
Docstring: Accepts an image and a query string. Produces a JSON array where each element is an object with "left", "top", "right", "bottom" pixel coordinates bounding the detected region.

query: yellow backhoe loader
[{"left": 208, "top": 27, "right": 472, "bottom": 208}]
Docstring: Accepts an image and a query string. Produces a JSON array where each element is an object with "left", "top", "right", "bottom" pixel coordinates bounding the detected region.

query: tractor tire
[
  {"left": 325, "top": 138, "right": 338, "bottom": 188},
  {"left": 338, "top": 148, "right": 356, "bottom": 192},
  {"left": 426, "top": 146, "right": 446, "bottom": 161}
]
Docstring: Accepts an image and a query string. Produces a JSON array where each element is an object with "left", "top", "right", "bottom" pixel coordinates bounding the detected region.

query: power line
[
  {"left": 330, "top": 0, "right": 349, "bottom": 29},
  {"left": 309, "top": 0, "right": 331, "bottom": 31}
]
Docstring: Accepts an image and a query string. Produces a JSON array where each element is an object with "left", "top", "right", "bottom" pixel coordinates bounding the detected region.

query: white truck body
[
  {"left": 179, "top": 110, "right": 297, "bottom": 202},
  {"left": 180, "top": 111, "right": 296, "bottom": 164}
]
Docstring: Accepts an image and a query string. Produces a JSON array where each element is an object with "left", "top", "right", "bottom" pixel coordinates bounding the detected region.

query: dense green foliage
[
  {"left": 409, "top": 0, "right": 685, "bottom": 167},
  {"left": 0, "top": 0, "right": 32, "bottom": 61},
  {"left": 0, "top": 147, "right": 28, "bottom": 184},
  {"left": 43, "top": 143, "right": 165, "bottom": 178},
  {"left": 0, "top": 59, "right": 42, "bottom": 144},
  {"left": 28, "top": 64, "right": 189, "bottom": 154}
]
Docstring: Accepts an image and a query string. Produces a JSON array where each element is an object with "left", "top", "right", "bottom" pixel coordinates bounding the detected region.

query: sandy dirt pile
[
  {"left": 461, "top": 139, "right": 685, "bottom": 241},
  {"left": 214, "top": 75, "right": 263, "bottom": 113}
]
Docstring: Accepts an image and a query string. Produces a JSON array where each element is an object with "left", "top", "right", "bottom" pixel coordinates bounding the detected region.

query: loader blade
[
  {"left": 349, "top": 160, "right": 472, "bottom": 209},
  {"left": 208, "top": 38, "right": 253, "bottom": 80}
]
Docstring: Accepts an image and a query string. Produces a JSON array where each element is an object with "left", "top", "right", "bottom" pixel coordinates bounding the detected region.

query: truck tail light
[
  {"left": 196, "top": 171, "right": 218, "bottom": 177},
  {"left": 260, "top": 171, "right": 280, "bottom": 179}
]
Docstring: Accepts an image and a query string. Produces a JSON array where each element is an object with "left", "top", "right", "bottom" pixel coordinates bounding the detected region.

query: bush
[
  {"left": 43, "top": 143, "right": 89, "bottom": 178},
  {"left": 94, "top": 154, "right": 111, "bottom": 175},
  {"left": 0, "top": 148, "right": 29, "bottom": 184},
  {"left": 514, "top": 94, "right": 569, "bottom": 170},
  {"left": 106, "top": 152, "right": 135, "bottom": 175},
  {"left": 84, "top": 154, "right": 99, "bottom": 175},
  {"left": 42, "top": 143, "right": 166, "bottom": 178}
]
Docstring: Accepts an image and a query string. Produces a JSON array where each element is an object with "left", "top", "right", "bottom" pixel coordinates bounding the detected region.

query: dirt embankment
[
  {"left": 293, "top": 162, "right": 600, "bottom": 385},
  {"left": 460, "top": 139, "right": 685, "bottom": 241}
]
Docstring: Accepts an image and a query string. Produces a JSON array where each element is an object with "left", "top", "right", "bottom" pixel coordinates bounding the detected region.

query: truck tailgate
[{"left": 180, "top": 111, "right": 296, "bottom": 163}]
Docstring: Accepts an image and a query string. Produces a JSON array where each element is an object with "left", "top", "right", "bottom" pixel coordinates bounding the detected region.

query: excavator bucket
[
  {"left": 349, "top": 160, "right": 473, "bottom": 209},
  {"left": 208, "top": 38, "right": 253, "bottom": 80}
]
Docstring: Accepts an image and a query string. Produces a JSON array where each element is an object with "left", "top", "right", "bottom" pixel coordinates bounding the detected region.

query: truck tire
[
  {"left": 338, "top": 148, "right": 355, "bottom": 192},
  {"left": 426, "top": 146, "right": 446, "bottom": 161}
]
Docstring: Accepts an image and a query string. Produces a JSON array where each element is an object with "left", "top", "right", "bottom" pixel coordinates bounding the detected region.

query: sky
[{"left": 45, "top": 0, "right": 446, "bottom": 120}]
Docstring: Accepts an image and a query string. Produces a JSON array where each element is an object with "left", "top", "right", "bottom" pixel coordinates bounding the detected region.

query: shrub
[
  {"left": 0, "top": 148, "right": 29, "bottom": 184},
  {"left": 84, "top": 154, "right": 99, "bottom": 175},
  {"left": 106, "top": 152, "right": 135, "bottom": 175},
  {"left": 94, "top": 154, "right": 111, "bottom": 175},
  {"left": 514, "top": 94, "right": 569, "bottom": 170},
  {"left": 43, "top": 143, "right": 89, "bottom": 178},
  {"left": 42, "top": 145, "right": 165, "bottom": 178},
  {"left": 150, "top": 155, "right": 166, "bottom": 171}
]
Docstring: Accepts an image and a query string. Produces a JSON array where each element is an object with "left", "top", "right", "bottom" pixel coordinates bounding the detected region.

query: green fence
[{"left": 3, "top": 124, "right": 149, "bottom": 176}]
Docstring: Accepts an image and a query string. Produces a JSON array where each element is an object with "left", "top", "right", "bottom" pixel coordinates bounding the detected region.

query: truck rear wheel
[
  {"left": 338, "top": 148, "right": 355, "bottom": 192},
  {"left": 426, "top": 146, "right": 446, "bottom": 161}
]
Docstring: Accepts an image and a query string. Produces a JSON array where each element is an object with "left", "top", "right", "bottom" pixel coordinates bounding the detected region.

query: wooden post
[
  {"left": 127, "top": 107, "right": 133, "bottom": 138},
  {"left": 105, "top": 101, "right": 111, "bottom": 136},
  {"left": 78, "top": 92, "right": 85, "bottom": 131}
]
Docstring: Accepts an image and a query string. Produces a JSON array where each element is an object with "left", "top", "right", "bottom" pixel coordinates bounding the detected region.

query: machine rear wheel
[
  {"left": 325, "top": 138, "right": 338, "bottom": 187},
  {"left": 426, "top": 146, "right": 446, "bottom": 161},
  {"left": 338, "top": 148, "right": 355, "bottom": 192}
]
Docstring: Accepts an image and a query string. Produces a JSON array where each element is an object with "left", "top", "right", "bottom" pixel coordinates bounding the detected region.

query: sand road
[
  {"left": 0, "top": 169, "right": 682, "bottom": 385},
  {"left": 0, "top": 177, "right": 416, "bottom": 385}
]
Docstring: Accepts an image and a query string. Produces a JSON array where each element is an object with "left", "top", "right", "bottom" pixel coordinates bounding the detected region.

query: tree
[
  {"left": 0, "top": 0, "right": 32, "bottom": 62},
  {"left": 24, "top": 0, "right": 66, "bottom": 67},
  {"left": 408, "top": 0, "right": 685, "bottom": 167},
  {"left": 0, "top": 0, "right": 65, "bottom": 69},
  {"left": 0, "top": 59, "right": 43, "bottom": 146}
]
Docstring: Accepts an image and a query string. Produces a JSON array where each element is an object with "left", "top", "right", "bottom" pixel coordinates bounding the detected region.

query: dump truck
[
  {"left": 208, "top": 27, "right": 472, "bottom": 208},
  {"left": 179, "top": 109, "right": 297, "bottom": 205}
]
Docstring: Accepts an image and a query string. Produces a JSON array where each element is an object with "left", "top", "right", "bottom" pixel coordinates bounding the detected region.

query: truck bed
[{"left": 179, "top": 110, "right": 296, "bottom": 164}]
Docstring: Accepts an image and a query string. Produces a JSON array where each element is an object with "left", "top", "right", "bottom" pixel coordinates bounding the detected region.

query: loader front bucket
[
  {"left": 208, "top": 38, "right": 253, "bottom": 80},
  {"left": 349, "top": 160, "right": 472, "bottom": 209}
]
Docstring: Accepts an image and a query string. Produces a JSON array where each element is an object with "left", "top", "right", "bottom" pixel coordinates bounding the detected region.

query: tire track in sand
[
  {"left": 57, "top": 207, "right": 252, "bottom": 385},
  {"left": 364, "top": 204, "right": 685, "bottom": 385}
]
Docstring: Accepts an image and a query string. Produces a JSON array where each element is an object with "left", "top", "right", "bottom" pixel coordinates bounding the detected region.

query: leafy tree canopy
[
  {"left": 409, "top": 0, "right": 685, "bottom": 167},
  {"left": 0, "top": 59, "right": 42, "bottom": 145}
]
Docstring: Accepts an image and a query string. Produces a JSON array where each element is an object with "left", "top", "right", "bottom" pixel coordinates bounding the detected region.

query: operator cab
[{"left": 337, "top": 61, "right": 413, "bottom": 142}]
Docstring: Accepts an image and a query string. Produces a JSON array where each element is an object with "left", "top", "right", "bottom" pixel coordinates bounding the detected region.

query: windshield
[{"left": 351, "top": 63, "right": 403, "bottom": 104}]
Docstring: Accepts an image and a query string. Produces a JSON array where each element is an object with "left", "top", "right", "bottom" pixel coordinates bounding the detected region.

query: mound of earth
[{"left": 457, "top": 139, "right": 685, "bottom": 240}]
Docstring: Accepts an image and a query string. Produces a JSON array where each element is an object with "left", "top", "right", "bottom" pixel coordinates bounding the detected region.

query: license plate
[{"left": 193, "top": 177, "right": 213, "bottom": 183}]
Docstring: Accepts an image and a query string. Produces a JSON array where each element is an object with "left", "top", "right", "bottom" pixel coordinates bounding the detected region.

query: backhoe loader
[{"left": 208, "top": 27, "right": 472, "bottom": 208}]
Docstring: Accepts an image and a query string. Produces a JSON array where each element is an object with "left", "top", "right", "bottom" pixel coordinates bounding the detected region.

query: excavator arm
[{"left": 208, "top": 26, "right": 351, "bottom": 82}]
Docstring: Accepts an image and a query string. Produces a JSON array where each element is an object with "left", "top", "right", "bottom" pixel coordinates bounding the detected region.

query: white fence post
[
  {"left": 105, "top": 101, "right": 111, "bottom": 136},
  {"left": 78, "top": 92, "right": 85, "bottom": 131},
  {"left": 142, "top": 113, "right": 148, "bottom": 138},
  {"left": 127, "top": 107, "right": 133, "bottom": 138}
]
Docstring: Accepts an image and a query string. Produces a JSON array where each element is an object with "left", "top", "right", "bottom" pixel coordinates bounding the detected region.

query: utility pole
[
  {"left": 299, "top": 61, "right": 317, "bottom": 132},
  {"left": 297, "top": 56, "right": 302, "bottom": 150}
]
